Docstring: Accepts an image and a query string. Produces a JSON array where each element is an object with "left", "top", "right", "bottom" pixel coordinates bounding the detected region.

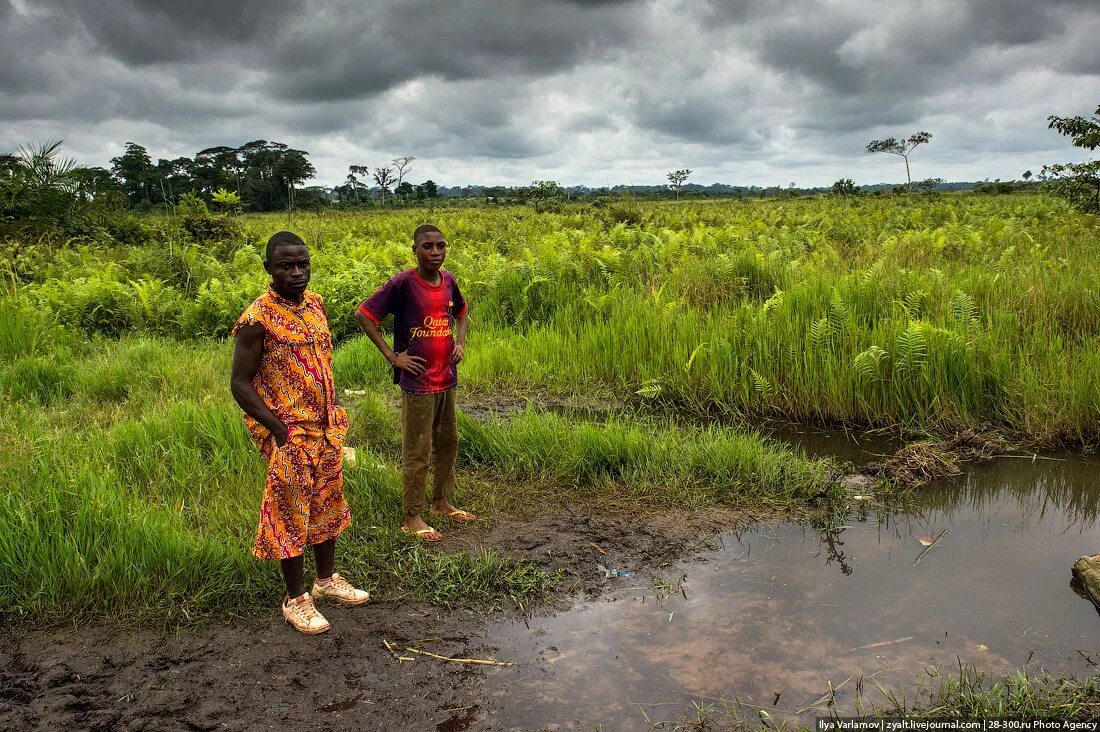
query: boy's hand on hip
[
  {"left": 393, "top": 351, "right": 427, "bottom": 375},
  {"left": 450, "top": 343, "right": 465, "bottom": 364}
]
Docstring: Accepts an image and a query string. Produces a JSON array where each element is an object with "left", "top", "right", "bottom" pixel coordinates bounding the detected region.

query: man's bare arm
[
  {"left": 354, "top": 309, "right": 426, "bottom": 375},
  {"left": 230, "top": 323, "right": 289, "bottom": 446}
]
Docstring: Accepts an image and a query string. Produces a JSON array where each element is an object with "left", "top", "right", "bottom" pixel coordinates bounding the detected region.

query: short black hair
[
  {"left": 412, "top": 224, "right": 443, "bottom": 244},
  {"left": 265, "top": 231, "right": 307, "bottom": 262}
]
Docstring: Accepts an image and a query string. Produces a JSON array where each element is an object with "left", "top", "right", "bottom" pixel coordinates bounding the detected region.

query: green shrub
[
  {"left": 105, "top": 215, "right": 154, "bottom": 247},
  {"left": 42, "top": 272, "right": 139, "bottom": 336},
  {"left": 179, "top": 276, "right": 261, "bottom": 338},
  {"left": 178, "top": 192, "right": 245, "bottom": 256}
]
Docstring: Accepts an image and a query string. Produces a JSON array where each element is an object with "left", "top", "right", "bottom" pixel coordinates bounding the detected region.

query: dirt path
[{"left": 0, "top": 509, "right": 746, "bottom": 731}]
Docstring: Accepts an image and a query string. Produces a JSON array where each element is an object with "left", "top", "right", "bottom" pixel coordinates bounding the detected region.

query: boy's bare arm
[
  {"left": 451, "top": 312, "right": 468, "bottom": 363},
  {"left": 354, "top": 308, "right": 426, "bottom": 375},
  {"left": 230, "top": 324, "right": 289, "bottom": 446}
]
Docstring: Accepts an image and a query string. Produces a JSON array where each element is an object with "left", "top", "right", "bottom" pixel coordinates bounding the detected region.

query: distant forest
[{"left": 2, "top": 138, "right": 1034, "bottom": 215}]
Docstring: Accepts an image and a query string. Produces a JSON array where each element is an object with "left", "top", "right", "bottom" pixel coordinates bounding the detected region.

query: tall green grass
[
  {"left": 884, "top": 666, "right": 1100, "bottom": 721},
  {"left": 0, "top": 331, "right": 835, "bottom": 623},
  {"left": 6, "top": 195, "right": 1099, "bottom": 442},
  {"left": 4, "top": 192, "right": 1099, "bottom": 622},
  {"left": 659, "top": 666, "right": 1100, "bottom": 729},
  {"left": 458, "top": 409, "right": 837, "bottom": 508}
]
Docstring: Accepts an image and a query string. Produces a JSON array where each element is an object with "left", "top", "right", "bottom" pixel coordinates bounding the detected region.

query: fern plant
[
  {"left": 852, "top": 345, "right": 889, "bottom": 382},
  {"left": 894, "top": 320, "right": 928, "bottom": 376}
]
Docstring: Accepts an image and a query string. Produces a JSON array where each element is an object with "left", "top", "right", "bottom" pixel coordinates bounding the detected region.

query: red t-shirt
[{"left": 359, "top": 268, "right": 468, "bottom": 394}]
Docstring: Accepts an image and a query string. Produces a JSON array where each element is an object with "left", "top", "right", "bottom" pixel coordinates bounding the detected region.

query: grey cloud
[
  {"left": 357, "top": 79, "right": 555, "bottom": 159},
  {"left": 726, "top": 0, "right": 1094, "bottom": 100},
  {"left": 633, "top": 92, "right": 758, "bottom": 146},
  {"left": 0, "top": 56, "right": 252, "bottom": 126},
  {"left": 0, "top": 6, "right": 84, "bottom": 94},
  {"left": 0, "top": 2, "right": 260, "bottom": 123},
  {"left": 2, "top": 0, "right": 1098, "bottom": 188},
  {"left": 55, "top": 0, "right": 299, "bottom": 65},
  {"left": 263, "top": 0, "right": 648, "bottom": 102},
  {"left": 756, "top": 21, "right": 860, "bottom": 94},
  {"left": 699, "top": 0, "right": 792, "bottom": 26},
  {"left": 792, "top": 96, "right": 921, "bottom": 134}
]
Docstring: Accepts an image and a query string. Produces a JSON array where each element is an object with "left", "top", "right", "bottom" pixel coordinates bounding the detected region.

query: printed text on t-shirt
[{"left": 410, "top": 315, "right": 452, "bottom": 339}]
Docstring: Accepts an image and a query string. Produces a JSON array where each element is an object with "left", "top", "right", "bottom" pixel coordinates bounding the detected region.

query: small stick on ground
[
  {"left": 913, "top": 529, "right": 949, "bottom": 566},
  {"left": 382, "top": 638, "right": 415, "bottom": 662},
  {"left": 403, "top": 646, "right": 514, "bottom": 667}
]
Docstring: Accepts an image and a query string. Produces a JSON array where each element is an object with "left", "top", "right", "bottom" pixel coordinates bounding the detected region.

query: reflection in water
[
  {"left": 486, "top": 456, "right": 1100, "bottom": 730},
  {"left": 817, "top": 524, "right": 853, "bottom": 576},
  {"left": 915, "top": 458, "right": 1100, "bottom": 530}
]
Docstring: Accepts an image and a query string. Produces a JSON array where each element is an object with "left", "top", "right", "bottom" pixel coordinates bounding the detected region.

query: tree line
[
  {"left": 109, "top": 140, "right": 317, "bottom": 212},
  {"left": 2, "top": 101, "right": 1097, "bottom": 242}
]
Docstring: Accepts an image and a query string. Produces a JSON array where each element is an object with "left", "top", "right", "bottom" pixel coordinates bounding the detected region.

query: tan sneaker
[
  {"left": 311, "top": 572, "right": 371, "bottom": 606},
  {"left": 282, "top": 592, "right": 330, "bottom": 635}
]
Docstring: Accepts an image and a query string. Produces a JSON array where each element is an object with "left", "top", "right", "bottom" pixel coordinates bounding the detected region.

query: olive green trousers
[{"left": 400, "top": 389, "right": 458, "bottom": 517}]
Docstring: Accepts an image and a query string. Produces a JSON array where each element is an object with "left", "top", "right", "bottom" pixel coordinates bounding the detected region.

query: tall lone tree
[
  {"left": 372, "top": 164, "right": 395, "bottom": 204},
  {"left": 1043, "top": 103, "right": 1100, "bottom": 213},
  {"left": 348, "top": 164, "right": 370, "bottom": 204},
  {"left": 345, "top": 172, "right": 361, "bottom": 202},
  {"left": 865, "top": 131, "right": 932, "bottom": 192},
  {"left": 392, "top": 156, "right": 415, "bottom": 189},
  {"left": 667, "top": 169, "right": 691, "bottom": 200}
]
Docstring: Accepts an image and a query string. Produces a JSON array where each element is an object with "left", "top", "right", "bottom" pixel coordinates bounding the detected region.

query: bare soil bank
[{"left": 0, "top": 508, "right": 749, "bottom": 732}]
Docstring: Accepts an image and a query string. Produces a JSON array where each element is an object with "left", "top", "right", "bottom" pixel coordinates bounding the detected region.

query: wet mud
[
  {"left": 0, "top": 507, "right": 742, "bottom": 732},
  {"left": 0, "top": 603, "right": 497, "bottom": 731},
  {"left": 5, "top": 444, "right": 1099, "bottom": 731}
]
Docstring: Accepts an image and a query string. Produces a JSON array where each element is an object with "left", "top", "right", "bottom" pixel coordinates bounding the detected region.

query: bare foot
[
  {"left": 430, "top": 500, "right": 477, "bottom": 523},
  {"left": 400, "top": 515, "right": 443, "bottom": 541}
]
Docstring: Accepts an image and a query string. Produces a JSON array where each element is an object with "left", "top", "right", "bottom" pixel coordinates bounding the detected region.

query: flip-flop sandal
[
  {"left": 400, "top": 525, "right": 443, "bottom": 542},
  {"left": 431, "top": 508, "right": 477, "bottom": 523}
]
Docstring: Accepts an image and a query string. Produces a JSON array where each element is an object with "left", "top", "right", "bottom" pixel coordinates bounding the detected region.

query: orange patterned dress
[{"left": 233, "top": 286, "right": 351, "bottom": 560}]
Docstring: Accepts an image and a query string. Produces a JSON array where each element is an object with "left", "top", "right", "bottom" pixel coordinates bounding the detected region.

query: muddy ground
[{"left": 0, "top": 508, "right": 752, "bottom": 732}]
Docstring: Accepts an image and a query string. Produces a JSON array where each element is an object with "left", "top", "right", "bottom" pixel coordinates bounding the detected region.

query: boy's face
[
  {"left": 265, "top": 244, "right": 311, "bottom": 300},
  {"left": 413, "top": 231, "right": 447, "bottom": 272}
]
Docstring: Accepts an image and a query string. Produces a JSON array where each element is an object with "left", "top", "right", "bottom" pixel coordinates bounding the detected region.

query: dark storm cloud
[
  {"left": 631, "top": 86, "right": 757, "bottom": 146},
  {"left": 347, "top": 78, "right": 556, "bottom": 159},
  {"left": 1, "top": 0, "right": 1097, "bottom": 186},
  {"left": 740, "top": 0, "right": 1080, "bottom": 96},
  {"left": 0, "top": 1, "right": 264, "bottom": 125},
  {"left": 261, "top": 0, "right": 648, "bottom": 102},
  {"left": 0, "top": 3, "right": 81, "bottom": 94},
  {"left": 668, "top": 0, "right": 1100, "bottom": 153},
  {"left": 54, "top": 0, "right": 300, "bottom": 64}
]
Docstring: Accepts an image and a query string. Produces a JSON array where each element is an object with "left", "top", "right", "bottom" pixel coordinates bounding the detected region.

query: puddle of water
[
  {"left": 760, "top": 423, "right": 898, "bottom": 465},
  {"left": 485, "top": 455, "right": 1100, "bottom": 729}
]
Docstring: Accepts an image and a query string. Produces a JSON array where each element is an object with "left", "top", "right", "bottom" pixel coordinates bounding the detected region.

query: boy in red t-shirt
[{"left": 355, "top": 224, "right": 474, "bottom": 541}]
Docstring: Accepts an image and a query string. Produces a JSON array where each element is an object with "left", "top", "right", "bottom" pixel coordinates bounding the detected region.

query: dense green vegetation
[
  {"left": 1, "top": 193, "right": 1098, "bottom": 623},
  {"left": 0, "top": 304, "right": 835, "bottom": 624},
  {"left": 5, "top": 194, "right": 1099, "bottom": 442}
]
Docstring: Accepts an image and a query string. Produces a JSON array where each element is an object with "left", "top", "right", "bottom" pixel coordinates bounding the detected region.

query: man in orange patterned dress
[{"left": 230, "top": 231, "right": 370, "bottom": 635}]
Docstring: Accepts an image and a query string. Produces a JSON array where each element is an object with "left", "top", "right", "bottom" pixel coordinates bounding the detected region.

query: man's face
[
  {"left": 265, "top": 244, "right": 310, "bottom": 300},
  {"left": 413, "top": 231, "right": 447, "bottom": 272}
]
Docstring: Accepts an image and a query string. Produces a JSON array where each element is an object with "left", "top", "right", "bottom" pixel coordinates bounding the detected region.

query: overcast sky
[{"left": 2, "top": 0, "right": 1099, "bottom": 188}]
